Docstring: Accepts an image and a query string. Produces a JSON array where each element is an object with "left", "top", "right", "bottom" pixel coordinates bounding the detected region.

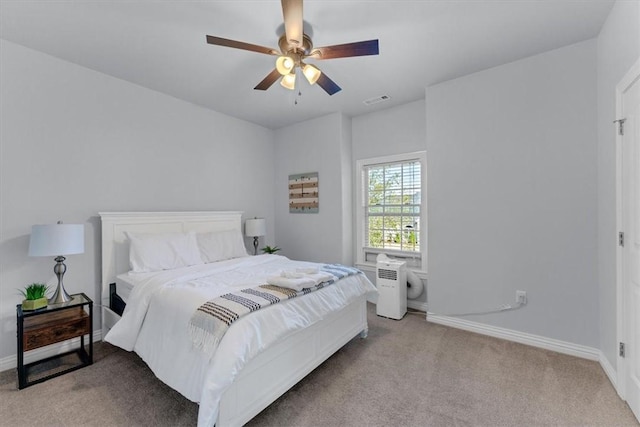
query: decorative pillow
[
  {"left": 126, "top": 231, "right": 203, "bottom": 273},
  {"left": 197, "top": 229, "right": 248, "bottom": 263}
]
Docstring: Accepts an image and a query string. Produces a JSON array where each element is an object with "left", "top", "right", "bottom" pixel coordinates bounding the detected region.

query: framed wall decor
[{"left": 289, "top": 172, "right": 319, "bottom": 213}]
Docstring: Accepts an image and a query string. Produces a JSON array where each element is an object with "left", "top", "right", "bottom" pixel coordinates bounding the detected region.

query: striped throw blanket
[{"left": 189, "top": 264, "right": 361, "bottom": 354}]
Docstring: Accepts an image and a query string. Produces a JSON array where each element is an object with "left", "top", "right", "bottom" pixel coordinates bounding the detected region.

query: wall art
[{"left": 289, "top": 172, "right": 319, "bottom": 213}]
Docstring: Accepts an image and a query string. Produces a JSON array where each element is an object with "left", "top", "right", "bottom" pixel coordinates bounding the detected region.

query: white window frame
[{"left": 355, "top": 151, "right": 427, "bottom": 274}]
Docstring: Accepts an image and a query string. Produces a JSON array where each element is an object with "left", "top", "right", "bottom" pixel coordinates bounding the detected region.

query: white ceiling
[{"left": 0, "top": 0, "right": 614, "bottom": 129}]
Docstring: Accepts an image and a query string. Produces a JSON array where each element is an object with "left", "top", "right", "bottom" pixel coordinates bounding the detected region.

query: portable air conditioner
[{"left": 376, "top": 258, "right": 407, "bottom": 320}]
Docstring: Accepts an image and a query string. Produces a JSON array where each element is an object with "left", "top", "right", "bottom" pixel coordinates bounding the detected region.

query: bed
[{"left": 99, "top": 211, "right": 376, "bottom": 427}]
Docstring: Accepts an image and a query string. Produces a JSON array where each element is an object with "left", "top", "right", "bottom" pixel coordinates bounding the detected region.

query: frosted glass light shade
[
  {"left": 276, "top": 56, "right": 295, "bottom": 75},
  {"left": 280, "top": 73, "right": 296, "bottom": 90},
  {"left": 29, "top": 224, "right": 85, "bottom": 256},
  {"left": 245, "top": 218, "right": 266, "bottom": 237},
  {"left": 302, "top": 63, "right": 321, "bottom": 85}
]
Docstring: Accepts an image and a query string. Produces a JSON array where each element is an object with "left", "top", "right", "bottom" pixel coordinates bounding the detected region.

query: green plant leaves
[{"left": 19, "top": 283, "right": 49, "bottom": 300}]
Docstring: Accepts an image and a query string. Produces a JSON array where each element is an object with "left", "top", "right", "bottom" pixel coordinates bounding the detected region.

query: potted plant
[
  {"left": 20, "top": 283, "right": 49, "bottom": 311},
  {"left": 261, "top": 245, "right": 281, "bottom": 254}
]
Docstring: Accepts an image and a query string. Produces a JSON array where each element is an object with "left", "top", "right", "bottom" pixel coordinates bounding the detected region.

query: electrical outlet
[{"left": 516, "top": 290, "right": 527, "bottom": 305}]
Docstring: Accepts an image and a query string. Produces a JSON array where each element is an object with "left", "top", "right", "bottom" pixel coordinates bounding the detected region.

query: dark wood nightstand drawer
[{"left": 22, "top": 307, "right": 90, "bottom": 351}]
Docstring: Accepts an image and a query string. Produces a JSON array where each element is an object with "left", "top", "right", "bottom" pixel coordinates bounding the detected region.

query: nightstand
[{"left": 16, "top": 293, "right": 93, "bottom": 389}]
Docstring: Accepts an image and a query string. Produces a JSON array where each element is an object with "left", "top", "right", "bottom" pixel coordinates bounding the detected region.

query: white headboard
[{"left": 99, "top": 211, "right": 243, "bottom": 305}]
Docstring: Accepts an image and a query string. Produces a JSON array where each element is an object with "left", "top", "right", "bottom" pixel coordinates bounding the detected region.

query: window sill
[{"left": 355, "top": 262, "right": 427, "bottom": 280}]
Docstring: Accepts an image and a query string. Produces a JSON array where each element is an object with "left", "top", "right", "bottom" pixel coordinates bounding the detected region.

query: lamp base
[
  {"left": 49, "top": 286, "right": 72, "bottom": 304},
  {"left": 253, "top": 236, "right": 259, "bottom": 256},
  {"left": 48, "top": 256, "right": 73, "bottom": 304}
]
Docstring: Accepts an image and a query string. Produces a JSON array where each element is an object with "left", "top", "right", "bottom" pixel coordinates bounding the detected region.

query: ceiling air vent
[{"left": 363, "top": 95, "right": 391, "bottom": 106}]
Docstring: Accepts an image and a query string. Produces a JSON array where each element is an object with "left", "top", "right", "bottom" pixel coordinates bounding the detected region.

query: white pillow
[
  {"left": 126, "top": 231, "right": 203, "bottom": 273},
  {"left": 197, "top": 229, "right": 248, "bottom": 263}
]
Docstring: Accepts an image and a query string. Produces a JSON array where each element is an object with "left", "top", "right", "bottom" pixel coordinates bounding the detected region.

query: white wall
[
  {"left": 352, "top": 100, "right": 426, "bottom": 161},
  {"left": 596, "top": 0, "right": 640, "bottom": 370},
  {"left": 426, "top": 40, "right": 599, "bottom": 347},
  {"left": 0, "top": 40, "right": 275, "bottom": 360},
  {"left": 273, "top": 113, "right": 352, "bottom": 264},
  {"left": 351, "top": 100, "right": 427, "bottom": 303}
]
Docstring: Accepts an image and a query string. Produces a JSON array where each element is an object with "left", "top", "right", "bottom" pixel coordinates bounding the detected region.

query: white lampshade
[
  {"left": 276, "top": 56, "right": 295, "bottom": 76},
  {"left": 302, "top": 63, "right": 321, "bottom": 85},
  {"left": 280, "top": 73, "right": 296, "bottom": 90},
  {"left": 245, "top": 218, "right": 266, "bottom": 237},
  {"left": 29, "top": 224, "right": 85, "bottom": 257}
]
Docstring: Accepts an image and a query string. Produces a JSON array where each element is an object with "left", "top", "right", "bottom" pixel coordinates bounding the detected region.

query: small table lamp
[
  {"left": 28, "top": 222, "right": 85, "bottom": 304},
  {"left": 245, "top": 218, "right": 266, "bottom": 255}
]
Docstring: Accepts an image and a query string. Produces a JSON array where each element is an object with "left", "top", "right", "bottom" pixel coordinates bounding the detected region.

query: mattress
[{"left": 115, "top": 273, "right": 136, "bottom": 303}]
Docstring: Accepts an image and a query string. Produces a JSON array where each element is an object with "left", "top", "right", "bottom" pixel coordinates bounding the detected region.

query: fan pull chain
[{"left": 294, "top": 90, "right": 302, "bottom": 106}]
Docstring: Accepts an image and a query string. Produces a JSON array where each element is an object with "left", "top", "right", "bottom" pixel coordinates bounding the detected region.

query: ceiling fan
[{"left": 205, "top": 0, "right": 379, "bottom": 95}]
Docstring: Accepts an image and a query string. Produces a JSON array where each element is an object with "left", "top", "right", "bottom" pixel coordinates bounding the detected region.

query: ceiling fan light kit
[
  {"left": 280, "top": 72, "right": 296, "bottom": 90},
  {"left": 302, "top": 63, "right": 321, "bottom": 85},
  {"left": 276, "top": 56, "right": 295, "bottom": 75},
  {"left": 205, "top": 0, "right": 379, "bottom": 95}
]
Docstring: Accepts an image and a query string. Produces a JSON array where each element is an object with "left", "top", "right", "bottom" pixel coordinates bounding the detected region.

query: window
[
  {"left": 366, "top": 160, "right": 421, "bottom": 251},
  {"left": 356, "top": 152, "right": 427, "bottom": 271}
]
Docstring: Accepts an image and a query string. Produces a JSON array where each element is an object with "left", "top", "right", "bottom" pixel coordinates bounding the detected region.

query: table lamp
[
  {"left": 28, "top": 222, "right": 85, "bottom": 304},
  {"left": 245, "top": 218, "right": 266, "bottom": 255}
]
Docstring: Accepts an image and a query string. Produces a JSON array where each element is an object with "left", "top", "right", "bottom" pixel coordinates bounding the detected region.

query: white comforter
[{"left": 105, "top": 254, "right": 376, "bottom": 426}]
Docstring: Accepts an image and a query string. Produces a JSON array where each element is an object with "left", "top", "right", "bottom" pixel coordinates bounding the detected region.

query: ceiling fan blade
[
  {"left": 316, "top": 72, "right": 342, "bottom": 96},
  {"left": 206, "top": 35, "right": 278, "bottom": 56},
  {"left": 281, "top": 0, "right": 303, "bottom": 48},
  {"left": 254, "top": 69, "right": 282, "bottom": 91},
  {"left": 310, "top": 39, "right": 379, "bottom": 60}
]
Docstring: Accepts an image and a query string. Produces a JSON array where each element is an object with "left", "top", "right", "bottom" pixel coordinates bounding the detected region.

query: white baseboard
[
  {"left": 426, "top": 313, "right": 600, "bottom": 361},
  {"left": 0, "top": 329, "right": 102, "bottom": 373},
  {"left": 599, "top": 352, "right": 618, "bottom": 394},
  {"left": 407, "top": 300, "right": 428, "bottom": 312}
]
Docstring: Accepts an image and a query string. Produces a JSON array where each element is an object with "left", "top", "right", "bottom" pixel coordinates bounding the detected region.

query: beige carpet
[{"left": 1, "top": 303, "right": 637, "bottom": 426}]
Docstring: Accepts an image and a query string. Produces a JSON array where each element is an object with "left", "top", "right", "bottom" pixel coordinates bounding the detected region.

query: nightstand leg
[
  {"left": 89, "top": 302, "right": 93, "bottom": 364},
  {"left": 17, "top": 314, "right": 25, "bottom": 389}
]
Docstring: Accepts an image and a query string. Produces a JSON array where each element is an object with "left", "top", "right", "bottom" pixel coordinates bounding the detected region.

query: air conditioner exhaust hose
[{"left": 406, "top": 268, "right": 424, "bottom": 299}]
